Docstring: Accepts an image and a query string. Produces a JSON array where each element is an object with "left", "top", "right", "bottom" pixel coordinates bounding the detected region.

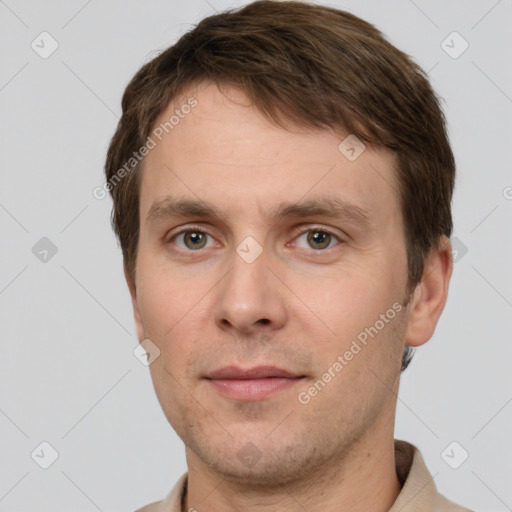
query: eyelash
[{"left": 167, "top": 225, "right": 343, "bottom": 253}]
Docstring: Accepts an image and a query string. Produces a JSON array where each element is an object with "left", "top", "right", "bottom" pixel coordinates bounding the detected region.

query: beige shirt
[{"left": 135, "top": 439, "right": 473, "bottom": 512}]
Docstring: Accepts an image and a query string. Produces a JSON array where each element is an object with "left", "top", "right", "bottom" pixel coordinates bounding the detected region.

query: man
[{"left": 104, "top": 1, "right": 472, "bottom": 510}]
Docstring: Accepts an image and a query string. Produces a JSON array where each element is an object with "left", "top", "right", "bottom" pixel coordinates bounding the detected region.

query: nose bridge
[
  {"left": 226, "top": 239, "right": 271, "bottom": 308},
  {"left": 213, "top": 237, "right": 287, "bottom": 331}
]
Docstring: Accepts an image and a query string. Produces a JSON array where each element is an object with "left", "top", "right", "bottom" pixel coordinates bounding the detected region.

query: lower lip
[{"left": 206, "top": 377, "right": 304, "bottom": 401}]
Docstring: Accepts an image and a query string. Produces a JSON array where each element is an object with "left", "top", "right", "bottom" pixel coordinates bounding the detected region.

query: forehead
[{"left": 140, "top": 82, "right": 400, "bottom": 229}]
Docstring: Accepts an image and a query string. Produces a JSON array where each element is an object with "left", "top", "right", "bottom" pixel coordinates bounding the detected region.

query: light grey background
[{"left": 1, "top": 0, "right": 511, "bottom": 510}]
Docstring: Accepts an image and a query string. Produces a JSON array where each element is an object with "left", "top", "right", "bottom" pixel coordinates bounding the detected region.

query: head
[{"left": 104, "top": 0, "right": 454, "bottom": 486}]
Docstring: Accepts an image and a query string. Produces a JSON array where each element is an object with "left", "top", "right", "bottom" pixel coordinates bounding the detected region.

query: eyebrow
[{"left": 146, "top": 196, "right": 376, "bottom": 229}]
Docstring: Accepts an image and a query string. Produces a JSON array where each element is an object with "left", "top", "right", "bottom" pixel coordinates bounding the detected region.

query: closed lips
[{"left": 205, "top": 365, "right": 305, "bottom": 380}]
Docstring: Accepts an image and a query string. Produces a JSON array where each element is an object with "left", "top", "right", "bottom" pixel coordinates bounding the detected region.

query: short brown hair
[{"left": 104, "top": 0, "right": 455, "bottom": 371}]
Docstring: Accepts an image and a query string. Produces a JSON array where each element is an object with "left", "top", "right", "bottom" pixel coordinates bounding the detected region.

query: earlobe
[
  {"left": 124, "top": 265, "right": 145, "bottom": 343},
  {"left": 403, "top": 236, "right": 453, "bottom": 348}
]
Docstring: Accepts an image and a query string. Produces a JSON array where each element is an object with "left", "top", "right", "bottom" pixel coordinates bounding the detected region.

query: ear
[
  {"left": 403, "top": 235, "right": 453, "bottom": 348},
  {"left": 124, "top": 265, "right": 145, "bottom": 343}
]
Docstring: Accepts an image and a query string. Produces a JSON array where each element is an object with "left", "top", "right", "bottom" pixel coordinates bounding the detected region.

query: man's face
[{"left": 130, "top": 82, "right": 412, "bottom": 485}]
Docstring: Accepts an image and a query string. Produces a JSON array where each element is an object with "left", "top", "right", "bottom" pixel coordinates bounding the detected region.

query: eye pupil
[
  {"left": 184, "top": 231, "right": 207, "bottom": 249},
  {"left": 307, "top": 230, "right": 331, "bottom": 249}
]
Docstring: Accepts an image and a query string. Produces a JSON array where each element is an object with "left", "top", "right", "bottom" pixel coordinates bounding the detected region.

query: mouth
[{"left": 203, "top": 365, "right": 306, "bottom": 401}]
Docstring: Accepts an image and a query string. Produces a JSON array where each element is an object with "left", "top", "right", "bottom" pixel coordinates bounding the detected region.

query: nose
[{"left": 212, "top": 243, "right": 288, "bottom": 335}]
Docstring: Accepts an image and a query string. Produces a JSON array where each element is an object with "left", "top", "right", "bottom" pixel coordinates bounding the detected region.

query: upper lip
[{"left": 205, "top": 365, "right": 304, "bottom": 380}]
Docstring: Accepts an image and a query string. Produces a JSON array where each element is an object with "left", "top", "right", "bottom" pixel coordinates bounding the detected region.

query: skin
[{"left": 126, "top": 81, "right": 453, "bottom": 512}]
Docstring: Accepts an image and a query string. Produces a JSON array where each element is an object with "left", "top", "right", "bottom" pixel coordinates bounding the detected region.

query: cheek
[
  {"left": 136, "top": 259, "right": 208, "bottom": 375},
  {"left": 136, "top": 252, "right": 202, "bottom": 337},
  {"left": 289, "top": 264, "right": 406, "bottom": 398},
  {"left": 289, "top": 259, "right": 394, "bottom": 337}
]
